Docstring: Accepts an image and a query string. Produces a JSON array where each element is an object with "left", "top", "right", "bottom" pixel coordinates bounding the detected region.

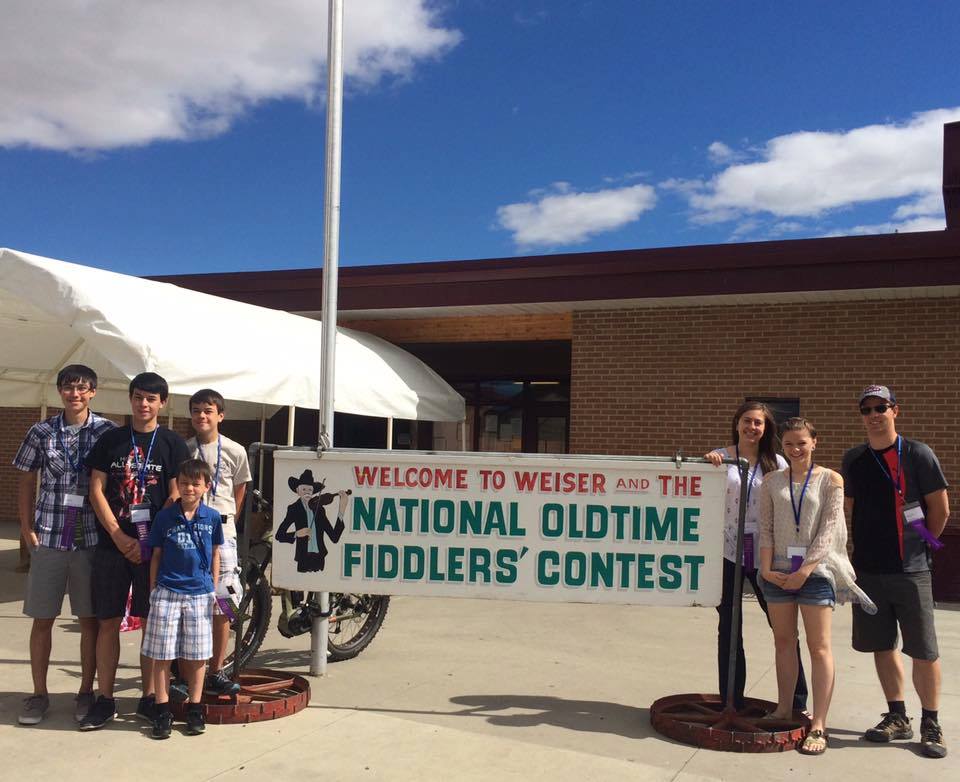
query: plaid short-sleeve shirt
[{"left": 13, "top": 411, "right": 116, "bottom": 550}]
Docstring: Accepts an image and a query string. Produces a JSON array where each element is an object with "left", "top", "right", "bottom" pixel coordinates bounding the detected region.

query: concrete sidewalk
[{"left": 0, "top": 533, "right": 956, "bottom": 781}]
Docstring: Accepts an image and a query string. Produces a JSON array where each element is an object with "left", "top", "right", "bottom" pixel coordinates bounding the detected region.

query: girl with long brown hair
[{"left": 704, "top": 401, "right": 807, "bottom": 712}]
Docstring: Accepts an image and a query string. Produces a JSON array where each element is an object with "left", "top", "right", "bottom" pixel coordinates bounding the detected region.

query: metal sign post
[{"left": 312, "top": 0, "right": 345, "bottom": 677}]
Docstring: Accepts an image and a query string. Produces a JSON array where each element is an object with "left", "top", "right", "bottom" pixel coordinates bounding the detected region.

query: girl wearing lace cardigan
[{"left": 758, "top": 417, "right": 873, "bottom": 755}]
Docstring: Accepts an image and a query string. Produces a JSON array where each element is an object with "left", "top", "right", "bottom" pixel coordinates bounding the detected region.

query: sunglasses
[{"left": 860, "top": 403, "right": 894, "bottom": 415}]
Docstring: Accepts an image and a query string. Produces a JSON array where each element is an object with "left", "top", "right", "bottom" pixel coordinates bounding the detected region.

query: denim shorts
[{"left": 759, "top": 573, "right": 836, "bottom": 607}]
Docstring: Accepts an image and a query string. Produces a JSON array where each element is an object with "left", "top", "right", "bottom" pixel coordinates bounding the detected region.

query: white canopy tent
[{"left": 0, "top": 248, "right": 465, "bottom": 426}]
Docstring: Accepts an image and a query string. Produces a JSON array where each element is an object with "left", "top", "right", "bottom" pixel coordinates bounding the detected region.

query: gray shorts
[
  {"left": 23, "top": 544, "right": 96, "bottom": 619},
  {"left": 852, "top": 570, "right": 939, "bottom": 661}
]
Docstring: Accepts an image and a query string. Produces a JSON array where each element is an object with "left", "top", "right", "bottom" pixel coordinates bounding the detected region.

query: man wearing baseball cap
[{"left": 842, "top": 385, "right": 950, "bottom": 758}]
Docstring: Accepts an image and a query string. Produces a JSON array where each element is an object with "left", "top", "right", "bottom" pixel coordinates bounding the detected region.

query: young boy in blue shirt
[{"left": 142, "top": 458, "right": 223, "bottom": 739}]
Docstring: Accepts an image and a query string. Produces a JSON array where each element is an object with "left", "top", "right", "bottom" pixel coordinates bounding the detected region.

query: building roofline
[{"left": 154, "top": 229, "right": 960, "bottom": 313}]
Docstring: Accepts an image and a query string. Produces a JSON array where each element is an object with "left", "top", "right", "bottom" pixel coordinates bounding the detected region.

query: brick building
[{"left": 2, "top": 124, "right": 959, "bottom": 598}]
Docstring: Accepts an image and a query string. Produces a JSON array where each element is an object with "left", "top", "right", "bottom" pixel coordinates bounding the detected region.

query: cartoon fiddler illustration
[{"left": 275, "top": 469, "right": 348, "bottom": 573}]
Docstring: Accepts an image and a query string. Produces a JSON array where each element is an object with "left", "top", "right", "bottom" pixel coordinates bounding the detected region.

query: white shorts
[{"left": 214, "top": 538, "right": 243, "bottom": 616}]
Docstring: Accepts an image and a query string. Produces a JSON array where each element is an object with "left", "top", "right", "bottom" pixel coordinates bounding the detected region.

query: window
[
  {"left": 432, "top": 380, "right": 569, "bottom": 453},
  {"left": 746, "top": 396, "right": 800, "bottom": 429}
]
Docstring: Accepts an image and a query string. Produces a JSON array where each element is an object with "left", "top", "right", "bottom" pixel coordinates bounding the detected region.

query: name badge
[
  {"left": 902, "top": 501, "right": 924, "bottom": 524},
  {"left": 787, "top": 545, "right": 807, "bottom": 573},
  {"left": 129, "top": 503, "right": 152, "bottom": 561},
  {"left": 129, "top": 503, "right": 151, "bottom": 525},
  {"left": 742, "top": 531, "right": 756, "bottom": 571},
  {"left": 60, "top": 494, "right": 86, "bottom": 549}
]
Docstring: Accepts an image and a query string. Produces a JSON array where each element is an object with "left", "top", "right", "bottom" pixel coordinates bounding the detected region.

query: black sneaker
[
  {"left": 78, "top": 696, "right": 118, "bottom": 731},
  {"left": 185, "top": 704, "right": 206, "bottom": 735},
  {"left": 136, "top": 694, "right": 157, "bottom": 722},
  {"left": 865, "top": 712, "right": 913, "bottom": 742},
  {"left": 205, "top": 670, "right": 241, "bottom": 696},
  {"left": 151, "top": 710, "right": 173, "bottom": 740},
  {"left": 920, "top": 717, "right": 947, "bottom": 758}
]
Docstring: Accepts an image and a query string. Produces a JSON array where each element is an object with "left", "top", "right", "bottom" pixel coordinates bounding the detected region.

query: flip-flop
[{"left": 799, "top": 729, "right": 828, "bottom": 755}]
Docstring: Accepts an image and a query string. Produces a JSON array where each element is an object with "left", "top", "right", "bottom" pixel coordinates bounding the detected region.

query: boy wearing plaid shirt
[
  {"left": 143, "top": 458, "right": 223, "bottom": 739},
  {"left": 14, "top": 364, "right": 116, "bottom": 725}
]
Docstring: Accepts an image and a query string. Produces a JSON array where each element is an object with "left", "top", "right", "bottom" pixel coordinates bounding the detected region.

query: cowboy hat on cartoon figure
[{"left": 274, "top": 469, "right": 348, "bottom": 573}]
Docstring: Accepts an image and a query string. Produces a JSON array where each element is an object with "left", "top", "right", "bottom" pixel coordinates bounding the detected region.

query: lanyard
[
  {"left": 196, "top": 436, "right": 222, "bottom": 498},
  {"left": 870, "top": 435, "right": 904, "bottom": 498},
  {"left": 129, "top": 426, "right": 159, "bottom": 493},
  {"left": 181, "top": 506, "right": 209, "bottom": 572},
  {"left": 735, "top": 445, "right": 762, "bottom": 505},
  {"left": 789, "top": 462, "right": 815, "bottom": 532},
  {"left": 56, "top": 414, "right": 85, "bottom": 477}
]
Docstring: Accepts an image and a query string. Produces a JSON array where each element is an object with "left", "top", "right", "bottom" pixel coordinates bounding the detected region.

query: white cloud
[
  {"left": 825, "top": 216, "right": 946, "bottom": 237},
  {"left": 496, "top": 182, "right": 657, "bottom": 248},
  {"left": 0, "top": 1, "right": 460, "bottom": 151},
  {"left": 680, "top": 107, "right": 960, "bottom": 235},
  {"left": 769, "top": 221, "right": 805, "bottom": 236},
  {"left": 707, "top": 141, "right": 736, "bottom": 164},
  {"left": 892, "top": 191, "right": 944, "bottom": 220}
]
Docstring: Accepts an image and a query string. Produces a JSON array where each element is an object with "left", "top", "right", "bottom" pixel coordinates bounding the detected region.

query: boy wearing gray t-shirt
[{"left": 186, "top": 389, "right": 252, "bottom": 696}]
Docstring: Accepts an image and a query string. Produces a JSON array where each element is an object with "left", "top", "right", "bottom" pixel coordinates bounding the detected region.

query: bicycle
[{"left": 222, "top": 489, "right": 390, "bottom": 675}]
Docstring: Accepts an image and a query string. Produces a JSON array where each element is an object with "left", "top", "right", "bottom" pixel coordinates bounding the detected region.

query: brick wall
[
  {"left": 570, "top": 296, "right": 960, "bottom": 599},
  {"left": 0, "top": 407, "right": 44, "bottom": 526},
  {"left": 0, "top": 409, "right": 194, "bottom": 526},
  {"left": 343, "top": 312, "right": 572, "bottom": 343}
]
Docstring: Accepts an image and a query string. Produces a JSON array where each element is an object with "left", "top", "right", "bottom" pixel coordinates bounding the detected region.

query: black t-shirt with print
[
  {"left": 86, "top": 426, "right": 190, "bottom": 551},
  {"left": 842, "top": 437, "right": 948, "bottom": 574}
]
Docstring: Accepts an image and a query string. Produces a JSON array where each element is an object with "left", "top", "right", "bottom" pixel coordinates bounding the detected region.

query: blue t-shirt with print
[{"left": 148, "top": 502, "right": 224, "bottom": 594}]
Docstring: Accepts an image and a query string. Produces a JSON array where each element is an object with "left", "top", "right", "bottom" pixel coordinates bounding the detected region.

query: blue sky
[{"left": 1, "top": 1, "right": 958, "bottom": 275}]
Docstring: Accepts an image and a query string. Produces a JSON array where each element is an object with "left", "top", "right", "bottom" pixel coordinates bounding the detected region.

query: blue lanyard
[
  {"left": 56, "top": 414, "right": 85, "bottom": 477},
  {"left": 196, "top": 436, "right": 222, "bottom": 498},
  {"left": 735, "top": 445, "right": 762, "bottom": 505},
  {"left": 129, "top": 426, "right": 159, "bottom": 493},
  {"left": 181, "top": 505, "right": 209, "bottom": 572},
  {"left": 870, "top": 435, "right": 904, "bottom": 498},
  {"left": 789, "top": 462, "right": 815, "bottom": 532}
]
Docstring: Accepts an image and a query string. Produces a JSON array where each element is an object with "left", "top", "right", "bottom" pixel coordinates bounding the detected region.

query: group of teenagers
[
  {"left": 13, "top": 365, "right": 952, "bottom": 757},
  {"left": 706, "top": 388, "right": 949, "bottom": 757},
  {"left": 15, "top": 365, "right": 251, "bottom": 739}
]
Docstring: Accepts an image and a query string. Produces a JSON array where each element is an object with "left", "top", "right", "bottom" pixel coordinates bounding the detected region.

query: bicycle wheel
[
  {"left": 221, "top": 564, "right": 273, "bottom": 676},
  {"left": 327, "top": 593, "right": 390, "bottom": 662}
]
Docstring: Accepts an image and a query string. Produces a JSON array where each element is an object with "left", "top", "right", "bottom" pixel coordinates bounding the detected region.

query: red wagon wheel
[
  {"left": 170, "top": 668, "right": 311, "bottom": 725},
  {"left": 651, "top": 693, "right": 809, "bottom": 752}
]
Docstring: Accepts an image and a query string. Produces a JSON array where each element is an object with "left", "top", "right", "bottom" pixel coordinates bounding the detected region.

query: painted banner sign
[{"left": 272, "top": 449, "right": 725, "bottom": 606}]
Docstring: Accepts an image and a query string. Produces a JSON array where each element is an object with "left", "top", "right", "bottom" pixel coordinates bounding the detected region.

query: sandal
[{"left": 799, "top": 729, "right": 828, "bottom": 755}]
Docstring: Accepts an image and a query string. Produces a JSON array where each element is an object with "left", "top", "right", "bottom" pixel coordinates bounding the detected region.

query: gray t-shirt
[{"left": 186, "top": 433, "right": 252, "bottom": 541}]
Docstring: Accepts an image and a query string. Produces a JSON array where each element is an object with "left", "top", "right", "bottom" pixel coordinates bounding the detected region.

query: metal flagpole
[{"left": 312, "top": 0, "right": 344, "bottom": 677}]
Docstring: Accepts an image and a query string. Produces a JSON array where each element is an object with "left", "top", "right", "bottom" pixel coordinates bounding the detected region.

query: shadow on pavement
[{"left": 446, "top": 694, "right": 652, "bottom": 739}]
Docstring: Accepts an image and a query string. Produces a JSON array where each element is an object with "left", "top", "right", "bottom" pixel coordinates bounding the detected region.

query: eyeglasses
[
  {"left": 860, "top": 403, "right": 893, "bottom": 415},
  {"left": 59, "top": 384, "right": 92, "bottom": 394}
]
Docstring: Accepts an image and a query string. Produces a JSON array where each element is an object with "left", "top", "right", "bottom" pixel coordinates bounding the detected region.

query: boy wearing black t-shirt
[
  {"left": 843, "top": 385, "right": 950, "bottom": 759},
  {"left": 81, "top": 373, "right": 189, "bottom": 730}
]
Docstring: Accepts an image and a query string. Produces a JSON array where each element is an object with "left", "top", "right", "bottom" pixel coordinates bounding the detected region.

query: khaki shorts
[{"left": 23, "top": 544, "right": 96, "bottom": 619}]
